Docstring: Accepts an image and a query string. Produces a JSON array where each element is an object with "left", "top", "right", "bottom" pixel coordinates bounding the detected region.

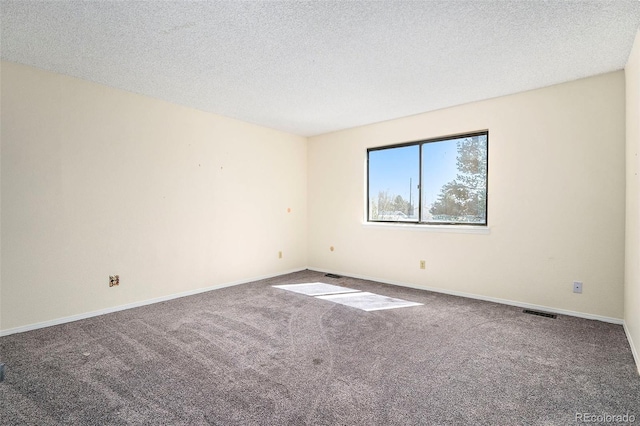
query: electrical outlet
[
  {"left": 573, "top": 281, "right": 582, "bottom": 294},
  {"left": 278, "top": 251, "right": 283, "bottom": 259},
  {"left": 109, "top": 275, "right": 120, "bottom": 287},
  {"left": 420, "top": 260, "right": 426, "bottom": 270}
]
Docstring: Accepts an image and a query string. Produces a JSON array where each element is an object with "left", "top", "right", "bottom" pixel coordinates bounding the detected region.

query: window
[{"left": 367, "top": 131, "right": 488, "bottom": 226}]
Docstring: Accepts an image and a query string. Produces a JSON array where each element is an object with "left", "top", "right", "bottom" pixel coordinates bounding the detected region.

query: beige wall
[
  {"left": 0, "top": 59, "right": 632, "bottom": 345},
  {"left": 0, "top": 62, "right": 308, "bottom": 332},
  {"left": 308, "top": 71, "right": 626, "bottom": 320},
  {"left": 625, "top": 30, "right": 640, "bottom": 374}
]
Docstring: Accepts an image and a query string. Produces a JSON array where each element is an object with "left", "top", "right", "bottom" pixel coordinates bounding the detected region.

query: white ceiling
[{"left": 2, "top": 1, "right": 640, "bottom": 137}]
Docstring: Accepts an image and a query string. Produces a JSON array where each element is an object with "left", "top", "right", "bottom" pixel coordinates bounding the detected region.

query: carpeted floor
[{"left": 1, "top": 270, "right": 638, "bottom": 425}]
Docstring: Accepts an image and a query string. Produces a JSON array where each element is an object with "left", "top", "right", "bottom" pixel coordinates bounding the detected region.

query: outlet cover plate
[{"left": 573, "top": 281, "right": 583, "bottom": 294}]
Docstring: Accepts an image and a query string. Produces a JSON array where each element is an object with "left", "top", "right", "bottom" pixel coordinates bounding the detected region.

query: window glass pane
[
  {"left": 369, "top": 145, "right": 419, "bottom": 221},
  {"left": 421, "top": 135, "right": 487, "bottom": 224}
]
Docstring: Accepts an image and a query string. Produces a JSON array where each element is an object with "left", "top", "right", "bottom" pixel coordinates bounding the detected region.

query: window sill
[{"left": 362, "top": 221, "right": 490, "bottom": 234}]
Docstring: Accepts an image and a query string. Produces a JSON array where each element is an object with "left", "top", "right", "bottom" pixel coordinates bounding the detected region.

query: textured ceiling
[{"left": 2, "top": 1, "right": 640, "bottom": 136}]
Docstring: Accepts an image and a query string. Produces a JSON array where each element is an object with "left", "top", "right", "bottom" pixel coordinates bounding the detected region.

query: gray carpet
[{"left": 1, "top": 270, "right": 638, "bottom": 425}]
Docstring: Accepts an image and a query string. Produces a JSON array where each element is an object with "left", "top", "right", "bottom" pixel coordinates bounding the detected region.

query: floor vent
[
  {"left": 523, "top": 309, "right": 557, "bottom": 319},
  {"left": 324, "top": 273, "right": 342, "bottom": 279}
]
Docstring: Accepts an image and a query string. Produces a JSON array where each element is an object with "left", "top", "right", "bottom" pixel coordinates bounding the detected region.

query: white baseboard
[
  {"left": 2, "top": 266, "right": 630, "bottom": 349},
  {"left": 623, "top": 322, "right": 640, "bottom": 376},
  {"left": 0, "top": 268, "right": 306, "bottom": 337},
  {"left": 308, "top": 267, "right": 624, "bottom": 325}
]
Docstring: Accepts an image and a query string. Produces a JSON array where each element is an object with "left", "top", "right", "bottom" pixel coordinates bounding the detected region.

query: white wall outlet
[
  {"left": 573, "top": 281, "right": 582, "bottom": 294},
  {"left": 278, "top": 251, "right": 283, "bottom": 259},
  {"left": 420, "top": 260, "right": 426, "bottom": 270}
]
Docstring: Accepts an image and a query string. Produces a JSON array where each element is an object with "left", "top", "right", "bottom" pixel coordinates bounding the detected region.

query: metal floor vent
[
  {"left": 523, "top": 309, "right": 557, "bottom": 319},
  {"left": 324, "top": 273, "right": 342, "bottom": 279}
]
